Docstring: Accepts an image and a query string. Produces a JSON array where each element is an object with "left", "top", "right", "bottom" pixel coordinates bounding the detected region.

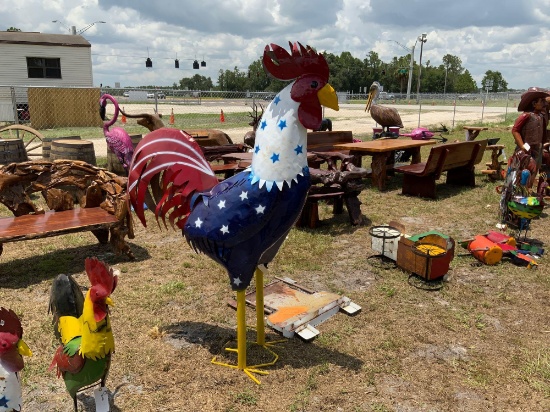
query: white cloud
[{"left": 4, "top": 0, "right": 550, "bottom": 89}]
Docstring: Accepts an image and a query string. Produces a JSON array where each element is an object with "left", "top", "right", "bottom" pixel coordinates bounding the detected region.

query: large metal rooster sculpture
[
  {"left": 49, "top": 258, "right": 117, "bottom": 411},
  {"left": 0, "top": 308, "right": 32, "bottom": 412},
  {"left": 365, "top": 81, "right": 403, "bottom": 135},
  {"left": 99, "top": 94, "right": 134, "bottom": 172},
  {"left": 128, "top": 42, "right": 339, "bottom": 383}
]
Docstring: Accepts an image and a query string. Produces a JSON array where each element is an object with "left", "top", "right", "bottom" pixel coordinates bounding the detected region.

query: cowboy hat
[{"left": 517, "top": 87, "right": 550, "bottom": 111}]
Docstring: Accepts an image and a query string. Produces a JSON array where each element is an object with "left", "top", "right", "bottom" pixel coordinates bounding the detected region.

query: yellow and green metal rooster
[{"left": 49, "top": 257, "right": 117, "bottom": 411}]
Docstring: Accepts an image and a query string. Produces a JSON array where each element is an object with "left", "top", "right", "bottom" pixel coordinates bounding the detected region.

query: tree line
[{"left": 169, "top": 50, "right": 508, "bottom": 94}]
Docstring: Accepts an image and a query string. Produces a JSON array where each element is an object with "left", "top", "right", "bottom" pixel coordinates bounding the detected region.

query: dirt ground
[{"left": 91, "top": 103, "right": 509, "bottom": 156}]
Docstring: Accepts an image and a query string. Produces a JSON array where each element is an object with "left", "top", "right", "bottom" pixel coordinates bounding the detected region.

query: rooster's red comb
[
  {"left": 0, "top": 307, "right": 23, "bottom": 338},
  {"left": 262, "top": 41, "right": 329, "bottom": 82},
  {"left": 85, "top": 257, "right": 118, "bottom": 293}
]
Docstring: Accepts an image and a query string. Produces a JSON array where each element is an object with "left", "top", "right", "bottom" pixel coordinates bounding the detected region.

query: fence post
[
  {"left": 505, "top": 92, "right": 509, "bottom": 122},
  {"left": 452, "top": 94, "right": 457, "bottom": 128},
  {"left": 10, "top": 87, "right": 19, "bottom": 126}
]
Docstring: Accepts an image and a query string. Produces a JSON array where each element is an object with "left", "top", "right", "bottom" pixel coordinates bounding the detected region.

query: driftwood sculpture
[
  {"left": 243, "top": 103, "right": 264, "bottom": 148},
  {"left": 365, "top": 81, "right": 403, "bottom": 132},
  {"left": 119, "top": 108, "right": 165, "bottom": 132},
  {"left": 119, "top": 107, "right": 234, "bottom": 146},
  {"left": 0, "top": 160, "right": 134, "bottom": 258}
]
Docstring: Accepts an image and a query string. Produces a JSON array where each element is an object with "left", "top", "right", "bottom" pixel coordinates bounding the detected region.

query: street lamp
[
  {"left": 415, "top": 33, "right": 427, "bottom": 104},
  {"left": 52, "top": 20, "right": 105, "bottom": 35},
  {"left": 52, "top": 20, "right": 73, "bottom": 34},
  {"left": 76, "top": 21, "right": 106, "bottom": 35}
]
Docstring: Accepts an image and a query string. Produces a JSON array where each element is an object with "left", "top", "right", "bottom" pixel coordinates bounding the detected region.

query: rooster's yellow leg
[
  {"left": 237, "top": 289, "right": 247, "bottom": 370},
  {"left": 255, "top": 268, "right": 266, "bottom": 346},
  {"left": 212, "top": 289, "right": 270, "bottom": 384},
  {"left": 254, "top": 267, "right": 285, "bottom": 348}
]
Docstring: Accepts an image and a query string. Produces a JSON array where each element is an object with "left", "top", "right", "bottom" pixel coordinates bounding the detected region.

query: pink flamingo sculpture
[{"left": 99, "top": 94, "right": 134, "bottom": 172}]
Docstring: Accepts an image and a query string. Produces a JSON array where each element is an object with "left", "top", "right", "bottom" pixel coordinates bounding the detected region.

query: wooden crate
[{"left": 396, "top": 231, "right": 455, "bottom": 280}]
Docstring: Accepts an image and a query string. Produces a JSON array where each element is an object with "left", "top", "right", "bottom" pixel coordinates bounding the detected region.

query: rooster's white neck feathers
[
  {"left": 250, "top": 82, "right": 308, "bottom": 191},
  {"left": 0, "top": 363, "right": 22, "bottom": 411}
]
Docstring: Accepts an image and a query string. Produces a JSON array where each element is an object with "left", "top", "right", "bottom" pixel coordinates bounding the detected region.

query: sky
[{"left": 3, "top": 0, "right": 550, "bottom": 91}]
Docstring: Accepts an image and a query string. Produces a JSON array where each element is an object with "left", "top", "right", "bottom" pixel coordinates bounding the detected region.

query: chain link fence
[{"left": 0, "top": 85, "right": 522, "bottom": 144}]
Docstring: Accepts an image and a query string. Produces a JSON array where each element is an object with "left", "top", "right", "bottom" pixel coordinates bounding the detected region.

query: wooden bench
[
  {"left": 297, "top": 131, "right": 369, "bottom": 228},
  {"left": 393, "top": 139, "right": 488, "bottom": 198},
  {"left": 0, "top": 160, "right": 134, "bottom": 259},
  {"left": 306, "top": 130, "right": 355, "bottom": 167}
]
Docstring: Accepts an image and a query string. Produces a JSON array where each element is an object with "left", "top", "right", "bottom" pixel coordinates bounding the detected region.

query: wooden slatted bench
[
  {"left": 0, "top": 160, "right": 134, "bottom": 259},
  {"left": 0, "top": 208, "right": 117, "bottom": 249},
  {"left": 393, "top": 139, "right": 488, "bottom": 198}
]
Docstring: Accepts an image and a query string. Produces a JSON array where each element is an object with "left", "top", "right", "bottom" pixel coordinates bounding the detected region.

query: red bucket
[{"left": 468, "top": 235, "right": 502, "bottom": 265}]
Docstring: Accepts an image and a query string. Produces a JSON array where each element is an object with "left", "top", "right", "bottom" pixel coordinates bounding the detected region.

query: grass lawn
[{"left": 0, "top": 122, "right": 549, "bottom": 411}]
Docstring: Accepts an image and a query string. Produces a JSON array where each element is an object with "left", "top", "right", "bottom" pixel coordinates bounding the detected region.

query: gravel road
[{"left": 92, "top": 102, "right": 512, "bottom": 157}]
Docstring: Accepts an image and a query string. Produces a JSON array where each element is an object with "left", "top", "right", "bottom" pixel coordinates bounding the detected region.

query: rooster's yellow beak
[
  {"left": 17, "top": 339, "right": 33, "bottom": 357},
  {"left": 105, "top": 297, "right": 115, "bottom": 307},
  {"left": 318, "top": 83, "right": 339, "bottom": 111}
]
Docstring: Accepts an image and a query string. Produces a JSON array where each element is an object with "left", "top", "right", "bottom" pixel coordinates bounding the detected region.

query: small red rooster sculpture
[
  {"left": 99, "top": 94, "right": 134, "bottom": 172},
  {"left": 49, "top": 257, "right": 117, "bottom": 411},
  {"left": 0, "top": 307, "right": 32, "bottom": 412},
  {"left": 127, "top": 41, "right": 339, "bottom": 383}
]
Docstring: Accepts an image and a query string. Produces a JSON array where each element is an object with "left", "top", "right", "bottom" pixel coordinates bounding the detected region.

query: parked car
[
  {"left": 458, "top": 94, "right": 477, "bottom": 100},
  {"left": 122, "top": 91, "right": 129, "bottom": 97},
  {"left": 146, "top": 92, "right": 166, "bottom": 99},
  {"left": 378, "top": 92, "right": 395, "bottom": 100}
]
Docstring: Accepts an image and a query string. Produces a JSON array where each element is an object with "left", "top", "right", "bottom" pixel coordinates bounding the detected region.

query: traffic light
[
  {"left": 193, "top": 60, "right": 199, "bottom": 69},
  {"left": 145, "top": 58, "right": 152, "bottom": 68},
  {"left": 174, "top": 59, "right": 179, "bottom": 69}
]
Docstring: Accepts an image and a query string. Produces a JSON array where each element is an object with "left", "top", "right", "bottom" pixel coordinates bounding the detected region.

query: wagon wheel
[{"left": 0, "top": 125, "right": 45, "bottom": 158}]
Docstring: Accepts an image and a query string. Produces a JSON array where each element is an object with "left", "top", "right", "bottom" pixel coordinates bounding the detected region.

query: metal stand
[{"left": 368, "top": 225, "right": 401, "bottom": 269}]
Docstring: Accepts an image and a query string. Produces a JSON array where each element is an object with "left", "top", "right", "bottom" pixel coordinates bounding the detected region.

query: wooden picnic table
[
  {"left": 221, "top": 151, "right": 253, "bottom": 165},
  {"left": 334, "top": 139, "right": 437, "bottom": 190},
  {"left": 463, "top": 126, "right": 488, "bottom": 141},
  {"left": 220, "top": 151, "right": 369, "bottom": 227},
  {"left": 221, "top": 152, "right": 319, "bottom": 167}
]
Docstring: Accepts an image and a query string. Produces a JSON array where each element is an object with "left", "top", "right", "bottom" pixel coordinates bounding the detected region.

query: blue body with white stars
[{"left": 184, "top": 82, "right": 310, "bottom": 290}]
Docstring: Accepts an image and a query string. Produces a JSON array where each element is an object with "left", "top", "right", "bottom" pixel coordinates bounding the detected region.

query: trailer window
[{"left": 26, "top": 57, "right": 61, "bottom": 79}]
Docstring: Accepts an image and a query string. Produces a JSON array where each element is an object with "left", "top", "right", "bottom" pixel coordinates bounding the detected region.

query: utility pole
[
  {"left": 415, "top": 33, "right": 427, "bottom": 105},
  {"left": 388, "top": 40, "right": 416, "bottom": 101}
]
